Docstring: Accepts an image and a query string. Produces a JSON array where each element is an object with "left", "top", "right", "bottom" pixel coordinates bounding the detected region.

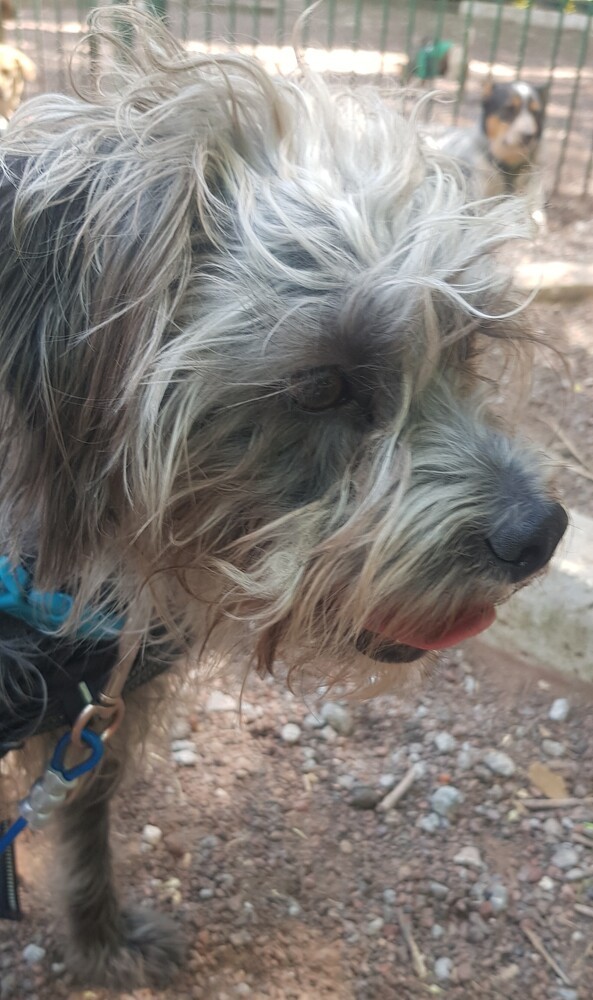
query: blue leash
[
  {"left": 0, "top": 728, "right": 105, "bottom": 920},
  {"left": 0, "top": 729, "right": 104, "bottom": 856}
]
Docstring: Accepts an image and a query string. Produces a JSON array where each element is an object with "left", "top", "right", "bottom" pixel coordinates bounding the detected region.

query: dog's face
[
  {"left": 0, "top": 44, "right": 36, "bottom": 118},
  {"left": 482, "top": 81, "right": 547, "bottom": 169},
  {"left": 0, "top": 13, "right": 565, "bottom": 694}
]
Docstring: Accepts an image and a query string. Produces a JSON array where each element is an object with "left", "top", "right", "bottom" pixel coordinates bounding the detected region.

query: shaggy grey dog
[{"left": 0, "top": 7, "right": 566, "bottom": 989}]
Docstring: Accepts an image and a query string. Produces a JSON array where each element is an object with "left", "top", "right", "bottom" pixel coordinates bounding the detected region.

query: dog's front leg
[{"left": 56, "top": 755, "right": 185, "bottom": 989}]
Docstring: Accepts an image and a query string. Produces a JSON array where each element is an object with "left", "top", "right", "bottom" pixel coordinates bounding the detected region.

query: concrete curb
[
  {"left": 479, "top": 510, "right": 593, "bottom": 683},
  {"left": 515, "top": 262, "right": 593, "bottom": 303}
]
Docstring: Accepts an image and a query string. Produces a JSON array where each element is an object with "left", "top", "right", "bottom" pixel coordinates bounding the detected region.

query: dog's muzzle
[{"left": 357, "top": 498, "right": 567, "bottom": 664}]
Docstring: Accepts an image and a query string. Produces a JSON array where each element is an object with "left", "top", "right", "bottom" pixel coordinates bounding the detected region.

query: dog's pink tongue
[{"left": 373, "top": 606, "right": 496, "bottom": 651}]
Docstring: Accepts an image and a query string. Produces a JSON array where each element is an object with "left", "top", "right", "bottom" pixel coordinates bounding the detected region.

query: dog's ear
[
  {"left": 536, "top": 82, "right": 550, "bottom": 109},
  {"left": 482, "top": 80, "right": 494, "bottom": 102},
  {"left": 15, "top": 50, "right": 36, "bottom": 82},
  {"left": 0, "top": 142, "right": 199, "bottom": 582}
]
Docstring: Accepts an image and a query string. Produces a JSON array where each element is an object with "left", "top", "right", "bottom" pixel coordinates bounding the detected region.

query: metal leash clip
[{"left": 70, "top": 628, "right": 142, "bottom": 749}]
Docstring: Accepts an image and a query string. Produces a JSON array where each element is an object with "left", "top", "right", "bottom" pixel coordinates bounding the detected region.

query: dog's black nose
[{"left": 486, "top": 500, "right": 567, "bottom": 583}]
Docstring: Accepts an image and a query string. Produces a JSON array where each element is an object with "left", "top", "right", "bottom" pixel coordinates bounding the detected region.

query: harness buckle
[
  {"left": 70, "top": 695, "right": 126, "bottom": 748},
  {"left": 70, "top": 627, "right": 141, "bottom": 749}
]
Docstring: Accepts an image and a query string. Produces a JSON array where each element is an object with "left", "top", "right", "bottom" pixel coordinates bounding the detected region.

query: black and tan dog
[
  {"left": 0, "top": 9, "right": 566, "bottom": 989},
  {"left": 435, "top": 80, "right": 548, "bottom": 221}
]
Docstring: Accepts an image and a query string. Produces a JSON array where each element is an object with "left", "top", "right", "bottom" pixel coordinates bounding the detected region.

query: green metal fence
[{"left": 1, "top": 1, "right": 592, "bottom": 195}]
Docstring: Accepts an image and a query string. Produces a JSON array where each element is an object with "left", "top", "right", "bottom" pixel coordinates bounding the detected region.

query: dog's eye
[
  {"left": 499, "top": 105, "right": 518, "bottom": 123},
  {"left": 288, "top": 367, "right": 350, "bottom": 412}
]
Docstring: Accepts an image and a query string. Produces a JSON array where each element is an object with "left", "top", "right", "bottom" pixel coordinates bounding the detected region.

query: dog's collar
[{"left": 0, "top": 557, "right": 124, "bottom": 641}]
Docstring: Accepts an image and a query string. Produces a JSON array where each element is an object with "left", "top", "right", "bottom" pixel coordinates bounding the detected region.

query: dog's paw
[{"left": 68, "top": 907, "right": 186, "bottom": 989}]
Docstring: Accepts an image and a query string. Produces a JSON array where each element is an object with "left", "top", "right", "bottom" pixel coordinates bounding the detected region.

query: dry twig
[
  {"left": 519, "top": 797, "right": 593, "bottom": 811},
  {"left": 520, "top": 922, "right": 571, "bottom": 986},
  {"left": 396, "top": 908, "right": 427, "bottom": 980},
  {"left": 377, "top": 764, "right": 419, "bottom": 812},
  {"left": 571, "top": 833, "right": 593, "bottom": 849}
]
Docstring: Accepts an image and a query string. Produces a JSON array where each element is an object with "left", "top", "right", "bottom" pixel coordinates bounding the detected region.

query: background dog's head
[
  {"left": 0, "top": 43, "right": 36, "bottom": 119},
  {"left": 481, "top": 80, "right": 547, "bottom": 170},
  {"left": 0, "top": 10, "right": 565, "bottom": 693}
]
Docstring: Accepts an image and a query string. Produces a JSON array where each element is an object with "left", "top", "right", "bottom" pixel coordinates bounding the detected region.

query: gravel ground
[{"left": 3, "top": 655, "right": 593, "bottom": 1000}]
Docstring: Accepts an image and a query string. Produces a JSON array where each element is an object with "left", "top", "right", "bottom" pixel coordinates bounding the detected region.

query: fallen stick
[
  {"left": 564, "top": 866, "right": 593, "bottom": 880},
  {"left": 396, "top": 909, "right": 427, "bottom": 980},
  {"left": 571, "top": 833, "right": 593, "bottom": 849},
  {"left": 520, "top": 922, "right": 572, "bottom": 986},
  {"left": 519, "top": 797, "right": 593, "bottom": 811},
  {"left": 377, "top": 764, "right": 419, "bottom": 812},
  {"left": 574, "top": 903, "right": 593, "bottom": 919}
]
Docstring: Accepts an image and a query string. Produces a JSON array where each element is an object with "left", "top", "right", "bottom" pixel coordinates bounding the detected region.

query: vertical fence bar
[
  {"left": 301, "top": 0, "right": 311, "bottom": 48},
  {"left": 13, "top": 0, "right": 24, "bottom": 50},
  {"left": 352, "top": 0, "right": 364, "bottom": 52},
  {"left": 31, "top": 0, "right": 46, "bottom": 90},
  {"left": 252, "top": 0, "right": 262, "bottom": 49},
  {"left": 433, "top": 0, "right": 447, "bottom": 46},
  {"left": 203, "top": 0, "right": 213, "bottom": 44},
  {"left": 583, "top": 128, "right": 593, "bottom": 196},
  {"left": 553, "top": 4, "right": 592, "bottom": 192},
  {"left": 515, "top": 1, "right": 533, "bottom": 79},
  {"left": 454, "top": 0, "right": 475, "bottom": 120},
  {"left": 180, "top": 0, "right": 189, "bottom": 42},
  {"left": 547, "top": 5, "right": 565, "bottom": 86},
  {"left": 378, "top": 0, "right": 392, "bottom": 76},
  {"left": 405, "top": 0, "right": 417, "bottom": 79},
  {"left": 276, "top": 0, "right": 286, "bottom": 46},
  {"left": 228, "top": 0, "right": 237, "bottom": 44},
  {"left": 487, "top": 0, "right": 505, "bottom": 75},
  {"left": 326, "top": 0, "right": 337, "bottom": 50},
  {"left": 53, "top": 0, "right": 66, "bottom": 93}
]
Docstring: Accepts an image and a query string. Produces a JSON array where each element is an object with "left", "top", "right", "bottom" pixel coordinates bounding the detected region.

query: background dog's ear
[
  {"left": 15, "top": 50, "right": 36, "bottom": 82},
  {"left": 482, "top": 80, "right": 494, "bottom": 103},
  {"left": 536, "top": 82, "right": 550, "bottom": 109}
]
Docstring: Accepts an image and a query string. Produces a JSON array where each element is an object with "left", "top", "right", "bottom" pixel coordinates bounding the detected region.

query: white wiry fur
[{"left": 0, "top": 8, "right": 567, "bottom": 989}]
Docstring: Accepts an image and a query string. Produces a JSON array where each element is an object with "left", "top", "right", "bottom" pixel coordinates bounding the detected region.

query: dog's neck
[{"left": 478, "top": 132, "right": 535, "bottom": 193}]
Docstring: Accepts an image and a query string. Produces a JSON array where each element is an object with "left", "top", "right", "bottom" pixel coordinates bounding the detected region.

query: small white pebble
[
  {"left": 280, "top": 723, "right": 301, "bottom": 744},
  {"left": 22, "top": 944, "right": 46, "bottom": 965},
  {"left": 434, "top": 956, "right": 453, "bottom": 981},
  {"left": 549, "top": 698, "right": 570, "bottom": 722},
  {"left": 142, "top": 824, "right": 163, "bottom": 847},
  {"left": 173, "top": 748, "right": 199, "bottom": 766}
]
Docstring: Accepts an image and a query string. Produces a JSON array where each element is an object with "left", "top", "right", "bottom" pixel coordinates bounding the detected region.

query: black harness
[{"left": 0, "top": 563, "right": 172, "bottom": 920}]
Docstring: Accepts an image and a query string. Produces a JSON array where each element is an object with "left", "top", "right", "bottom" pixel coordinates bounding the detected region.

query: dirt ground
[
  {"left": 3, "top": 649, "right": 593, "bottom": 1000},
  {"left": 2, "top": 5, "right": 593, "bottom": 1000}
]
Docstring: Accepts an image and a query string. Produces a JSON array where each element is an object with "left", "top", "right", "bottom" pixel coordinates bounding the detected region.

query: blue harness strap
[{"left": 0, "top": 558, "right": 124, "bottom": 640}]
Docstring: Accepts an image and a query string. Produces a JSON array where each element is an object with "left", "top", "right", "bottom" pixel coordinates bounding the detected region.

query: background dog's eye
[
  {"left": 288, "top": 367, "right": 350, "bottom": 412},
  {"left": 499, "top": 105, "right": 518, "bottom": 123}
]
